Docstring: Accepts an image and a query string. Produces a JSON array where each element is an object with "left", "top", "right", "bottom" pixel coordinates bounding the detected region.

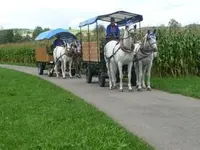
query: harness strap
[{"left": 105, "top": 42, "right": 121, "bottom": 60}]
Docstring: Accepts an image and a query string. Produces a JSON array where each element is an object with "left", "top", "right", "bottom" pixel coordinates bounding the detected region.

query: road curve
[{"left": 1, "top": 64, "right": 200, "bottom": 150}]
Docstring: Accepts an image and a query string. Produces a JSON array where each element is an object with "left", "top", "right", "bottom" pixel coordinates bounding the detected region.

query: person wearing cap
[
  {"left": 106, "top": 17, "right": 120, "bottom": 40},
  {"left": 53, "top": 35, "right": 65, "bottom": 48}
]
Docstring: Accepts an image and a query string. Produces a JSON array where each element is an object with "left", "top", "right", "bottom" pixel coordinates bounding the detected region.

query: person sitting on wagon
[
  {"left": 53, "top": 35, "right": 65, "bottom": 48},
  {"left": 106, "top": 17, "right": 120, "bottom": 40}
]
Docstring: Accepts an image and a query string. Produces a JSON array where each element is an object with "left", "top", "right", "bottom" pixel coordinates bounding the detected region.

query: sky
[{"left": 0, "top": 0, "right": 200, "bottom": 30}]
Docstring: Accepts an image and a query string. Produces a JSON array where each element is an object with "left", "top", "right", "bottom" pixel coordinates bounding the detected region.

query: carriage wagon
[
  {"left": 35, "top": 28, "right": 78, "bottom": 77},
  {"left": 79, "top": 10, "right": 143, "bottom": 87}
]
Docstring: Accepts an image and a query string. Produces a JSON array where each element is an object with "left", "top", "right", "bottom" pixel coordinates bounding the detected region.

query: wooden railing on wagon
[{"left": 82, "top": 41, "right": 100, "bottom": 62}]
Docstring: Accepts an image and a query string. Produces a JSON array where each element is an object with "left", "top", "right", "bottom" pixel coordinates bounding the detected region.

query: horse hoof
[
  {"left": 147, "top": 88, "right": 152, "bottom": 91},
  {"left": 119, "top": 89, "right": 124, "bottom": 92},
  {"left": 129, "top": 89, "right": 133, "bottom": 92},
  {"left": 113, "top": 86, "right": 117, "bottom": 89},
  {"left": 137, "top": 88, "right": 142, "bottom": 92}
]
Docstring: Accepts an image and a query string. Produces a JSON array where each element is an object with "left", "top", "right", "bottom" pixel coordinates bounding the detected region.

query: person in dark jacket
[
  {"left": 53, "top": 35, "right": 65, "bottom": 48},
  {"left": 106, "top": 17, "right": 120, "bottom": 40}
]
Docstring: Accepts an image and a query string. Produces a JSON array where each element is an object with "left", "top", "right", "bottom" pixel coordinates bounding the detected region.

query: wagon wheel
[
  {"left": 86, "top": 67, "right": 92, "bottom": 83},
  {"left": 38, "top": 63, "right": 44, "bottom": 75},
  {"left": 98, "top": 72, "right": 106, "bottom": 87}
]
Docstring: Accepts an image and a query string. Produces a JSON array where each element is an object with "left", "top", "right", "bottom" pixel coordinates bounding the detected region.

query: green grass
[
  {"left": 0, "top": 67, "right": 153, "bottom": 150},
  {"left": 151, "top": 76, "right": 200, "bottom": 99}
]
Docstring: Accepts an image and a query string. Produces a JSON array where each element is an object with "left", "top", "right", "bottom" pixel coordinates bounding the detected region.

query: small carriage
[
  {"left": 79, "top": 11, "right": 143, "bottom": 87},
  {"left": 35, "top": 28, "right": 78, "bottom": 77}
]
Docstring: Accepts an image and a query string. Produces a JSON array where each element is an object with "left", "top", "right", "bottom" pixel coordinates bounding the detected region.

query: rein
[{"left": 119, "top": 28, "right": 136, "bottom": 53}]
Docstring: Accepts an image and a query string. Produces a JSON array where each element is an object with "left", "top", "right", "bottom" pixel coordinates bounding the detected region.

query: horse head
[
  {"left": 125, "top": 19, "right": 137, "bottom": 38},
  {"left": 142, "top": 28, "right": 158, "bottom": 53}
]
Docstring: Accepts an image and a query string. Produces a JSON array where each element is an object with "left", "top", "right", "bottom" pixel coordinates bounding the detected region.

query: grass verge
[
  {"left": 0, "top": 67, "right": 153, "bottom": 150},
  {"left": 151, "top": 76, "right": 200, "bottom": 99}
]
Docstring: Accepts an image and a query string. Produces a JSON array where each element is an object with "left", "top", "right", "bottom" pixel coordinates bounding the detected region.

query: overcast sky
[{"left": 1, "top": 0, "right": 200, "bottom": 29}]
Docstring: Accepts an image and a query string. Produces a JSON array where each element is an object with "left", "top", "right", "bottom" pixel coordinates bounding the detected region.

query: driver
[
  {"left": 106, "top": 17, "right": 120, "bottom": 40},
  {"left": 53, "top": 35, "right": 65, "bottom": 48}
]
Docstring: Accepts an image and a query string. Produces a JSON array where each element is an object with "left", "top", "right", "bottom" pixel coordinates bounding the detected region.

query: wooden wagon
[
  {"left": 35, "top": 28, "right": 78, "bottom": 77},
  {"left": 79, "top": 11, "right": 143, "bottom": 87}
]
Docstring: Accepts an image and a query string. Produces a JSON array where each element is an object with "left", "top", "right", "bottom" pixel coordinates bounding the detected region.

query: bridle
[
  {"left": 139, "top": 34, "right": 157, "bottom": 55},
  {"left": 119, "top": 24, "right": 137, "bottom": 53}
]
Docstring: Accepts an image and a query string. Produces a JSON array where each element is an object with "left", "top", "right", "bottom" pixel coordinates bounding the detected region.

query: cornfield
[
  {"left": 0, "top": 27, "right": 200, "bottom": 77},
  {"left": 153, "top": 27, "right": 200, "bottom": 77},
  {"left": 0, "top": 42, "right": 36, "bottom": 64}
]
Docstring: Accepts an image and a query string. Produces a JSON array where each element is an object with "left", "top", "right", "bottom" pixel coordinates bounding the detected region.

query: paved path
[{"left": 1, "top": 64, "right": 200, "bottom": 150}]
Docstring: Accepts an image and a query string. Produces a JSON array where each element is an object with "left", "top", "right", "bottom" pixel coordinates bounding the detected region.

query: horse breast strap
[{"left": 119, "top": 39, "right": 135, "bottom": 53}]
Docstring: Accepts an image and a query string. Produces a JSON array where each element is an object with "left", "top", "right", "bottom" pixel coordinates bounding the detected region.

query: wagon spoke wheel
[
  {"left": 86, "top": 67, "right": 92, "bottom": 83},
  {"left": 98, "top": 72, "right": 106, "bottom": 87}
]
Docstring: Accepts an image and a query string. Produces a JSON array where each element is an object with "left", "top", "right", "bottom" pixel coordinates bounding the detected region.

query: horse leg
[
  {"left": 142, "top": 66, "right": 147, "bottom": 89},
  {"left": 110, "top": 62, "right": 117, "bottom": 89},
  {"left": 137, "top": 61, "right": 143, "bottom": 91},
  {"left": 128, "top": 62, "right": 133, "bottom": 92},
  {"left": 54, "top": 61, "right": 59, "bottom": 78},
  {"left": 134, "top": 62, "right": 139, "bottom": 89},
  {"left": 118, "top": 61, "right": 123, "bottom": 92},
  {"left": 106, "top": 61, "right": 113, "bottom": 90},
  {"left": 147, "top": 61, "right": 153, "bottom": 91},
  {"left": 60, "top": 61, "right": 64, "bottom": 78},
  {"left": 69, "top": 60, "right": 72, "bottom": 78},
  {"left": 62, "top": 60, "right": 66, "bottom": 78}
]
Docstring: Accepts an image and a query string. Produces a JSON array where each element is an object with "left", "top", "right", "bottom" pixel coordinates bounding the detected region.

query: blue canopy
[
  {"left": 79, "top": 10, "right": 143, "bottom": 27},
  {"left": 35, "top": 28, "right": 77, "bottom": 41}
]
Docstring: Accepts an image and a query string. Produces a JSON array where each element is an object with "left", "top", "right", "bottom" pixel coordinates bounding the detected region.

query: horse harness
[
  {"left": 133, "top": 37, "right": 157, "bottom": 63},
  {"left": 105, "top": 32, "right": 136, "bottom": 61}
]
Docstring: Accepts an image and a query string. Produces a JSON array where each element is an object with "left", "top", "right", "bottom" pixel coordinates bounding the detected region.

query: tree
[
  {"left": 168, "top": 19, "right": 181, "bottom": 28},
  {"left": 43, "top": 28, "right": 50, "bottom": 31},
  {"left": 32, "top": 26, "right": 43, "bottom": 39},
  {"left": 4, "top": 29, "right": 14, "bottom": 43},
  {"left": 13, "top": 31, "right": 23, "bottom": 42},
  {"left": 92, "top": 24, "right": 106, "bottom": 40}
]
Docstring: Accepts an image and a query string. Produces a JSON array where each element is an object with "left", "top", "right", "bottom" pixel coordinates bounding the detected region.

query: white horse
[
  {"left": 53, "top": 42, "right": 71, "bottom": 78},
  {"left": 104, "top": 20, "right": 137, "bottom": 92},
  {"left": 134, "top": 29, "right": 158, "bottom": 91}
]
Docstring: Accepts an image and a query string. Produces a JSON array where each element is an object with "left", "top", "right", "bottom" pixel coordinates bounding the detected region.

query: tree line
[{"left": 0, "top": 26, "right": 50, "bottom": 44}]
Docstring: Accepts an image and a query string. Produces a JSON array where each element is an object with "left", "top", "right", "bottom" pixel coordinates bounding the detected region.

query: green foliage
[
  {"left": 1, "top": 22, "right": 200, "bottom": 77},
  {"left": 32, "top": 26, "right": 43, "bottom": 39},
  {"left": 12, "top": 31, "right": 23, "bottom": 42},
  {"left": 0, "top": 42, "right": 36, "bottom": 63},
  {"left": 153, "top": 26, "right": 200, "bottom": 77},
  {"left": 0, "top": 29, "right": 14, "bottom": 43}
]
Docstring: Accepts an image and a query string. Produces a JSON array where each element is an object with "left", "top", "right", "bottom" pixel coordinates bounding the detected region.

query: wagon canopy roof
[
  {"left": 79, "top": 10, "right": 143, "bottom": 27},
  {"left": 35, "top": 28, "right": 77, "bottom": 41}
]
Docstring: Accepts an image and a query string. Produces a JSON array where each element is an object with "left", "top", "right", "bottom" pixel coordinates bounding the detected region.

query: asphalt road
[{"left": 1, "top": 64, "right": 200, "bottom": 150}]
